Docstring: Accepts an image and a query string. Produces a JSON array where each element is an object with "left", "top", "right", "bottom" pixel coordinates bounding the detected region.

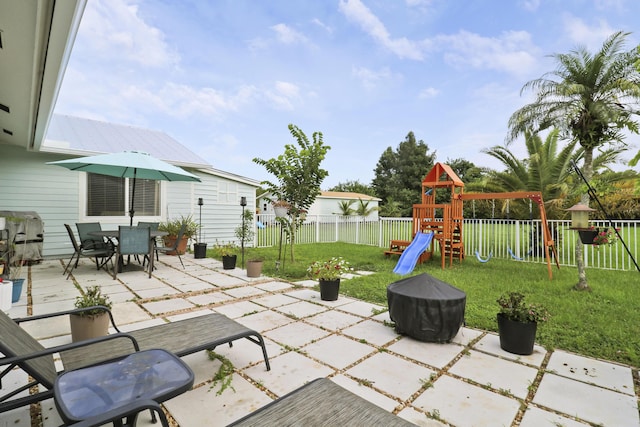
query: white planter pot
[
  {"left": 274, "top": 206, "right": 288, "bottom": 217},
  {"left": 0, "top": 217, "right": 5, "bottom": 230},
  {"left": 0, "top": 280, "right": 13, "bottom": 312}
]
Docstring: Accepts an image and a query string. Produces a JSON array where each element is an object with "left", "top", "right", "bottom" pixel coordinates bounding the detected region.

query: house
[
  {"left": 258, "top": 191, "right": 381, "bottom": 220},
  {"left": 0, "top": 1, "right": 259, "bottom": 259}
]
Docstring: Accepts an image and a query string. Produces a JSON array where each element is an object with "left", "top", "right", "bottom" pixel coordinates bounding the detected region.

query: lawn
[{"left": 231, "top": 242, "right": 640, "bottom": 367}]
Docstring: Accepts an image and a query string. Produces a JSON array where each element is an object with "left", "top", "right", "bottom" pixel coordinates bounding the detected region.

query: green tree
[
  {"left": 479, "top": 129, "right": 579, "bottom": 219},
  {"left": 337, "top": 200, "right": 355, "bottom": 216},
  {"left": 507, "top": 31, "right": 640, "bottom": 291},
  {"left": 355, "top": 199, "right": 378, "bottom": 217},
  {"left": 372, "top": 132, "right": 436, "bottom": 216},
  {"left": 253, "top": 124, "right": 330, "bottom": 263},
  {"left": 446, "top": 158, "right": 485, "bottom": 184},
  {"left": 328, "top": 180, "right": 375, "bottom": 196}
]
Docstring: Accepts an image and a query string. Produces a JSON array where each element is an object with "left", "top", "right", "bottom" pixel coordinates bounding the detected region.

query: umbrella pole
[{"left": 129, "top": 170, "right": 137, "bottom": 226}]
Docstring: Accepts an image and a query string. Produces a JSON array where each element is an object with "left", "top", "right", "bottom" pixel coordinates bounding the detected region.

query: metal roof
[{"left": 42, "top": 114, "right": 210, "bottom": 168}]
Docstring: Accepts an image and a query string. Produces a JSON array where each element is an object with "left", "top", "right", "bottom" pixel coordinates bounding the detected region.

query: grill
[{"left": 0, "top": 211, "right": 44, "bottom": 265}]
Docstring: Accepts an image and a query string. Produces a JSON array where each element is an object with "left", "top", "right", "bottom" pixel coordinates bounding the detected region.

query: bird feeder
[{"left": 566, "top": 203, "right": 596, "bottom": 230}]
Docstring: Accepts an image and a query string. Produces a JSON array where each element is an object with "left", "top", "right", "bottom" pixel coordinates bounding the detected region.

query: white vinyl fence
[{"left": 255, "top": 214, "right": 639, "bottom": 272}]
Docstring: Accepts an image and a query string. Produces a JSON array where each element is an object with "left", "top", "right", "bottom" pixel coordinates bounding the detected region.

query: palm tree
[
  {"left": 478, "top": 129, "right": 625, "bottom": 219},
  {"left": 355, "top": 199, "right": 378, "bottom": 217},
  {"left": 337, "top": 200, "right": 355, "bottom": 216},
  {"left": 507, "top": 31, "right": 640, "bottom": 290}
]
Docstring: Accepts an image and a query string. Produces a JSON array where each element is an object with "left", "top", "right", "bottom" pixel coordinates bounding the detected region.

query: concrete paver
[{"left": 1, "top": 257, "right": 638, "bottom": 427}]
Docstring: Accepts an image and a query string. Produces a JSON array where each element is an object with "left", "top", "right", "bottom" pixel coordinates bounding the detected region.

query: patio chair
[
  {"left": 154, "top": 222, "right": 186, "bottom": 268},
  {"left": 137, "top": 221, "right": 160, "bottom": 263},
  {"left": 227, "top": 378, "right": 415, "bottom": 426},
  {"left": 0, "top": 307, "right": 193, "bottom": 426},
  {"left": 62, "top": 224, "right": 113, "bottom": 279},
  {"left": 114, "top": 226, "right": 153, "bottom": 279},
  {"left": 75, "top": 222, "right": 110, "bottom": 251}
]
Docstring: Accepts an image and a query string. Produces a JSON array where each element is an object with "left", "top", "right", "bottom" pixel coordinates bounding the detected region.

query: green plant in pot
[
  {"left": 245, "top": 249, "right": 265, "bottom": 278},
  {"left": 69, "top": 285, "right": 113, "bottom": 342},
  {"left": 214, "top": 241, "right": 238, "bottom": 270},
  {"left": 307, "top": 257, "right": 352, "bottom": 301},
  {"left": 159, "top": 215, "right": 199, "bottom": 255},
  {"left": 496, "top": 291, "right": 550, "bottom": 355}
]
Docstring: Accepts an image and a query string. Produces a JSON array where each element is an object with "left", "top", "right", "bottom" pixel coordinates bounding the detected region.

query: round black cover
[{"left": 387, "top": 273, "right": 466, "bottom": 343}]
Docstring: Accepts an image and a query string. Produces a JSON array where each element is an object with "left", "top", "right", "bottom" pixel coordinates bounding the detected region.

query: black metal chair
[
  {"left": 155, "top": 223, "right": 187, "bottom": 268},
  {"left": 114, "top": 226, "right": 153, "bottom": 279},
  {"left": 76, "top": 222, "right": 110, "bottom": 251},
  {"left": 63, "top": 224, "right": 113, "bottom": 279}
]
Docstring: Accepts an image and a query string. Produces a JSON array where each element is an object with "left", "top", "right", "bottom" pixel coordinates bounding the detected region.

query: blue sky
[{"left": 53, "top": 0, "right": 640, "bottom": 188}]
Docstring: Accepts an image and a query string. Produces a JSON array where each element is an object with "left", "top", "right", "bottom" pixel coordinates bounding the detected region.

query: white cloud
[
  {"left": 351, "top": 66, "right": 396, "bottom": 90},
  {"left": 418, "top": 87, "right": 439, "bottom": 99},
  {"left": 562, "top": 15, "right": 617, "bottom": 51},
  {"left": 121, "top": 83, "right": 258, "bottom": 119},
  {"left": 338, "top": 0, "right": 424, "bottom": 60},
  {"left": 519, "top": 0, "right": 540, "bottom": 12},
  {"left": 436, "top": 30, "right": 539, "bottom": 76},
  {"left": 311, "top": 18, "right": 333, "bottom": 34},
  {"left": 271, "top": 23, "right": 308, "bottom": 44},
  {"left": 77, "top": 0, "right": 179, "bottom": 67},
  {"left": 264, "top": 81, "right": 302, "bottom": 110}
]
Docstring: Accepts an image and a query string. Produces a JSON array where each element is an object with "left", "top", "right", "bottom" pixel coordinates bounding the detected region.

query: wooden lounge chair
[
  {"left": 0, "top": 306, "right": 271, "bottom": 414},
  {"left": 228, "top": 378, "right": 415, "bottom": 426}
]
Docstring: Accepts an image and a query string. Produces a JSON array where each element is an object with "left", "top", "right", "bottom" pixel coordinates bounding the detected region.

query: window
[
  {"left": 218, "top": 181, "right": 238, "bottom": 204},
  {"left": 87, "top": 174, "right": 160, "bottom": 217}
]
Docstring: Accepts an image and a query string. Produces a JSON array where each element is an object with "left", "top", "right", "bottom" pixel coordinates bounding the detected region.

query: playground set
[{"left": 387, "top": 163, "right": 560, "bottom": 278}]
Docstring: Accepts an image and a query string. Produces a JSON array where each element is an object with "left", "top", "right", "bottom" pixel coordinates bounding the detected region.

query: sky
[{"left": 52, "top": 0, "right": 640, "bottom": 189}]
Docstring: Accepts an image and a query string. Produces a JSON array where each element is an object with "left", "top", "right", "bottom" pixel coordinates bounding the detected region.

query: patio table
[
  {"left": 90, "top": 229, "right": 167, "bottom": 273},
  {"left": 54, "top": 348, "right": 193, "bottom": 425}
]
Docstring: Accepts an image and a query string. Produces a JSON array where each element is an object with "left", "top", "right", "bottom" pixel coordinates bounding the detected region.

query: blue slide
[{"left": 393, "top": 231, "right": 435, "bottom": 275}]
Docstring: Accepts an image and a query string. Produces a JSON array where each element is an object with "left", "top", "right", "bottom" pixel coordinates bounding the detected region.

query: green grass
[{"left": 215, "top": 242, "right": 640, "bottom": 367}]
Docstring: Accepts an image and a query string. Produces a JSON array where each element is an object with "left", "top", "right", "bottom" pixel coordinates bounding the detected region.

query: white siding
[{"left": 0, "top": 145, "right": 258, "bottom": 257}]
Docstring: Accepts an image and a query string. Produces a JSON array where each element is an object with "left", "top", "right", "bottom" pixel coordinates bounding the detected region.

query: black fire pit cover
[{"left": 387, "top": 273, "right": 466, "bottom": 343}]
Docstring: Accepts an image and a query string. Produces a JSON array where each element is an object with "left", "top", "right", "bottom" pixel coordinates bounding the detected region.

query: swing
[
  {"left": 506, "top": 199, "right": 534, "bottom": 261},
  {"left": 473, "top": 200, "right": 494, "bottom": 263},
  {"left": 506, "top": 200, "right": 523, "bottom": 261}
]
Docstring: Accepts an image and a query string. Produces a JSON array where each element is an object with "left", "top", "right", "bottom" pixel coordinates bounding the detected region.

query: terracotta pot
[
  {"left": 319, "top": 278, "right": 340, "bottom": 301},
  {"left": 497, "top": 313, "right": 537, "bottom": 355},
  {"left": 246, "top": 260, "right": 263, "bottom": 278},
  {"left": 70, "top": 313, "right": 110, "bottom": 342},
  {"left": 163, "top": 235, "right": 190, "bottom": 255}
]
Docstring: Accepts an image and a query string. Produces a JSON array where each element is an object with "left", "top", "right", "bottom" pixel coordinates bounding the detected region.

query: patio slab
[{"left": 2, "top": 257, "right": 639, "bottom": 427}]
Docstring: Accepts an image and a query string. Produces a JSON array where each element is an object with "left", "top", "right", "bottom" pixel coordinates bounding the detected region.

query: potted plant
[
  {"left": 307, "top": 257, "right": 353, "bottom": 301},
  {"left": 592, "top": 227, "right": 618, "bottom": 247},
  {"left": 272, "top": 200, "right": 290, "bottom": 218},
  {"left": 69, "top": 285, "right": 113, "bottom": 342},
  {"left": 246, "top": 249, "right": 264, "bottom": 278},
  {"left": 214, "top": 241, "right": 238, "bottom": 270},
  {"left": 159, "top": 215, "right": 199, "bottom": 255},
  {"left": 496, "top": 291, "right": 550, "bottom": 355}
]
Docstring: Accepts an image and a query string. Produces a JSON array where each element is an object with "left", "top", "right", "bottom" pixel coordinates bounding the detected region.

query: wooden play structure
[{"left": 386, "top": 162, "right": 560, "bottom": 279}]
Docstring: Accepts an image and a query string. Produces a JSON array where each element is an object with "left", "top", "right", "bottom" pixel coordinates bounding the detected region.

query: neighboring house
[
  {"left": 0, "top": 2, "right": 260, "bottom": 258},
  {"left": 258, "top": 192, "right": 381, "bottom": 220}
]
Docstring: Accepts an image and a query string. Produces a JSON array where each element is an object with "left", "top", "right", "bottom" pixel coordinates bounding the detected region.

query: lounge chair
[
  {"left": 228, "top": 378, "right": 415, "bottom": 426},
  {"left": 0, "top": 308, "right": 194, "bottom": 426},
  {"left": 62, "top": 309, "right": 271, "bottom": 373}
]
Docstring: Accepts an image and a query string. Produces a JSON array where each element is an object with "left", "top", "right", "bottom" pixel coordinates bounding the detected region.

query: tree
[
  {"left": 328, "top": 180, "right": 375, "bottom": 196},
  {"left": 337, "top": 200, "right": 355, "bottom": 216},
  {"left": 507, "top": 31, "right": 640, "bottom": 291},
  {"left": 253, "top": 124, "right": 330, "bottom": 263},
  {"left": 372, "top": 132, "right": 436, "bottom": 216},
  {"left": 446, "top": 158, "right": 485, "bottom": 184},
  {"left": 355, "top": 199, "right": 378, "bottom": 217}
]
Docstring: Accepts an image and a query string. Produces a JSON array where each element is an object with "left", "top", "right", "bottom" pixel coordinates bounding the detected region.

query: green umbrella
[{"left": 47, "top": 151, "right": 201, "bottom": 225}]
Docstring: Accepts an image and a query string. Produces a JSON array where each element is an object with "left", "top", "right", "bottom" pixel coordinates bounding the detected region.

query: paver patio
[{"left": 1, "top": 255, "right": 638, "bottom": 426}]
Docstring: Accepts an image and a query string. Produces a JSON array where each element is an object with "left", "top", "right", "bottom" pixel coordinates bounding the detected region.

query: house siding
[{"left": 0, "top": 145, "right": 258, "bottom": 258}]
